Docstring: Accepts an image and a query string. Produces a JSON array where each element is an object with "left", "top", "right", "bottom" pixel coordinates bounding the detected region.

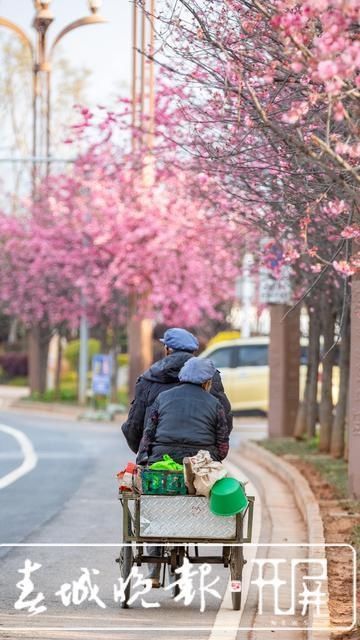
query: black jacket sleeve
[
  {"left": 214, "top": 403, "right": 230, "bottom": 461},
  {"left": 136, "top": 398, "right": 160, "bottom": 465},
  {"left": 211, "top": 370, "right": 233, "bottom": 435},
  {"left": 121, "top": 377, "right": 149, "bottom": 454}
]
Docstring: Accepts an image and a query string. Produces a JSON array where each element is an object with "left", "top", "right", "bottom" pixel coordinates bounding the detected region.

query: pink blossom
[
  {"left": 291, "top": 61, "right": 303, "bottom": 73},
  {"left": 306, "top": 0, "right": 329, "bottom": 11},
  {"left": 341, "top": 225, "right": 360, "bottom": 240},
  {"left": 333, "top": 260, "right": 356, "bottom": 277},
  {"left": 333, "top": 101, "right": 345, "bottom": 121},
  {"left": 351, "top": 254, "right": 360, "bottom": 270},
  {"left": 311, "top": 263, "right": 322, "bottom": 273},
  {"left": 317, "top": 59, "right": 339, "bottom": 80}
]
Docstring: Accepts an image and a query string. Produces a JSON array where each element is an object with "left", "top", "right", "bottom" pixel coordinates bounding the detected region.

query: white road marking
[
  {"left": 0, "top": 451, "right": 91, "bottom": 460},
  {"left": 208, "top": 458, "right": 261, "bottom": 640},
  {"left": 0, "top": 423, "right": 38, "bottom": 489}
]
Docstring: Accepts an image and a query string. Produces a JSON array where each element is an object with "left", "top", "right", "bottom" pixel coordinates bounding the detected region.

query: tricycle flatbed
[{"left": 117, "top": 491, "right": 255, "bottom": 610}]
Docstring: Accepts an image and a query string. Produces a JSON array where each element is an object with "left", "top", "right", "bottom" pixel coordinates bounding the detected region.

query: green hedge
[{"left": 64, "top": 339, "right": 101, "bottom": 371}]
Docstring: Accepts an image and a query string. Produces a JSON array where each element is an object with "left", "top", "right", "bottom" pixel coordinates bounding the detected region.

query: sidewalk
[
  {"left": 0, "top": 385, "right": 29, "bottom": 408},
  {"left": 0, "top": 385, "right": 128, "bottom": 422},
  {"left": 230, "top": 441, "right": 332, "bottom": 640},
  {"left": 231, "top": 448, "right": 308, "bottom": 639}
]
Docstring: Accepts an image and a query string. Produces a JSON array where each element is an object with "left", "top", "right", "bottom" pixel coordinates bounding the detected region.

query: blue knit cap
[
  {"left": 159, "top": 328, "right": 199, "bottom": 352},
  {"left": 179, "top": 357, "right": 216, "bottom": 384}
]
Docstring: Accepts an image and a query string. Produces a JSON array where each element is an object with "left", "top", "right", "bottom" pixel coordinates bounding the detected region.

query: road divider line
[{"left": 0, "top": 423, "right": 38, "bottom": 489}]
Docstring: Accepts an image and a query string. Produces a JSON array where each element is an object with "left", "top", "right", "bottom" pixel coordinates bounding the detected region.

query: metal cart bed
[{"left": 118, "top": 491, "right": 255, "bottom": 610}]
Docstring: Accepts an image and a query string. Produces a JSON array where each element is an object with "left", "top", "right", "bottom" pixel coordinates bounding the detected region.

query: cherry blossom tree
[
  {"left": 135, "top": 0, "right": 360, "bottom": 452},
  {"left": 0, "top": 138, "right": 246, "bottom": 393},
  {"left": 148, "top": 0, "right": 359, "bottom": 272}
]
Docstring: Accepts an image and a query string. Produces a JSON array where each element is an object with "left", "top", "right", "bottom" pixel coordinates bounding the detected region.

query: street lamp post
[
  {"left": 1, "top": 1, "right": 106, "bottom": 184},
  {"left": 128, "top": 0, "right": 156, "bottom": 397},
  {"left": 0, "top": 1, "right": 107, "bottom": 401}
]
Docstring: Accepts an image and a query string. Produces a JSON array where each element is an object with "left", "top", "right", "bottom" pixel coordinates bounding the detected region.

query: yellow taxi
[{"left": 200, "top": 336, "right": 339, "bottom": 412}]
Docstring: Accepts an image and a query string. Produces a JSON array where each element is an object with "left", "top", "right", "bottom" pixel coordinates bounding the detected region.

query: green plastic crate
[{"left": 141, "top": 469, "right": 187, "bottom": 495}]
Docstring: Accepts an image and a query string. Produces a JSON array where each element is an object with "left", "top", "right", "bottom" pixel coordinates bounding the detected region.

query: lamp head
[
  {"left": 88, "top": 0, "right": 102, "bottom": 14},
  {"left": 34, "top": 0, "right": 52, "bottom": 8},
  {"left": 33, "top": 0, "right": 54, "bottom": 33}
]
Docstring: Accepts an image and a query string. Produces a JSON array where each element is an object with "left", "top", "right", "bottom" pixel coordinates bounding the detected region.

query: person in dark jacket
[
  {"left": 121, "top": 328, "right": 232, "bottom": 453},
  {"left": 137, "top": 357, "right": 229, "bottom": 465},
  {"left": 137, "top": 356, "right": 229, "bottom": 587}
]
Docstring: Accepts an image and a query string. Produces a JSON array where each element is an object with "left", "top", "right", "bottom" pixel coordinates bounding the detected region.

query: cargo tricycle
[{"left": 117, "top": 469, "right": 254, "bottom": 611}]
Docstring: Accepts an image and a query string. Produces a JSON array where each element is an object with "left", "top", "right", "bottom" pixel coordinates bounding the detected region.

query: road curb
[
  {"left": 240, "top": 440, "right": 331, "bottom": 639},
  {"left": 11, "top": 399, "right": 82, "bottom": 418}
]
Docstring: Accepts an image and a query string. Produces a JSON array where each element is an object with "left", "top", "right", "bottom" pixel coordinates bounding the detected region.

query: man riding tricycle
[{"left": 118, "top": 328, "right": 254, "bottom": 610}]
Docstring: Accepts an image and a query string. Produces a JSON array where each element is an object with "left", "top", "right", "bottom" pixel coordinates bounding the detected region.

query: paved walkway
[
  {"left": 0, "top": 385, "right": 29, "bottom": 408},
  {"left": 229, "top": 449, "right": 309, "bottom": 640}
]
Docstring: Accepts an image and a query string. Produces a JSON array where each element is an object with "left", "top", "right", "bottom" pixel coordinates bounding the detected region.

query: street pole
[{"left": 128, "top": 0, "right": 156, "bottom": 397}]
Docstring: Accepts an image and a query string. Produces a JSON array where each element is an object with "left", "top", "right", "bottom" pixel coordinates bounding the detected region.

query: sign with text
[{"left": 92, "top": 354, "right": 112, "bottom": 396}]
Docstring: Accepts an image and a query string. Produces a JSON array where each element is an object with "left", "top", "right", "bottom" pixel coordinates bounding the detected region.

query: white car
[{"left": 200, "top": 337, "right": 312, "bottom": 412}]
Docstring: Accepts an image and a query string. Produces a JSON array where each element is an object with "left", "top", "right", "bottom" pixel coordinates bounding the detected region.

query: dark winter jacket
[
  {"left": 136, "top": 382, "right": 229, "bottom": 465},
  {"left": 121, "top": 350, "right": 232, "bottom": 453}
]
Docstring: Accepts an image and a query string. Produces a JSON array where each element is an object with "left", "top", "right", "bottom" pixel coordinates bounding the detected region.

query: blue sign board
[{"left": 92, "top": 354, "right": 112, "bottom": 396}]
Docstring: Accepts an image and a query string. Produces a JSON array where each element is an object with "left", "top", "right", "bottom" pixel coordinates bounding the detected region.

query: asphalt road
[{"left": 0, "top": 409, "right": 266, "bottom": 639}]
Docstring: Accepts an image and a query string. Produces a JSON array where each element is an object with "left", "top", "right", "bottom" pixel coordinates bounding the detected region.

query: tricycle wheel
[
  {"left": 119, "top": 506, "right": 133, "bottom": 608},
  {"left": 118, "top": 545, "right": 133, "bottom": 608},
  {"left": 229, "top": 545, "right": 244, "bottom": 611}
]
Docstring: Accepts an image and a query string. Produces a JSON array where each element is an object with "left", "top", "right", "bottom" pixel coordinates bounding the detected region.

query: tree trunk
[
  {"left": 330, "top": 304, "right": 350, "bottom": 458},
  {"left": 110, "top": 349, "right": 118, "bottom": 403},
  {"left": 110, "top": 322, "right": 120, "bottom": 404},
  {"left": 54, "top": 335, "right": 63, "bottom": 401},
  {"left": 306, "top": 305, "right": 321, "bottom": 439},
  {"left": 269, "top": 304, "right": 300, "bottom": 437},
  {"left": 294, "top": 398, "right": 308, "bottom": 440},
  {"left": 127, "top": 292, "right": 153, "bottom": 400},
  {"left": 28, "top": 325, "right": 51, "bottom": 395},
  {"left": 8, "top": 318, "right": 18, "bottom": 345},
  {"left": 319, "top": 298, "right": 336, "bottom": 452},
  {"left": 294, "top": 308, "right": 311, "bottom": 440},
  {"left": 99, "top": 322, "right": 108, "bottom": 353}
]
